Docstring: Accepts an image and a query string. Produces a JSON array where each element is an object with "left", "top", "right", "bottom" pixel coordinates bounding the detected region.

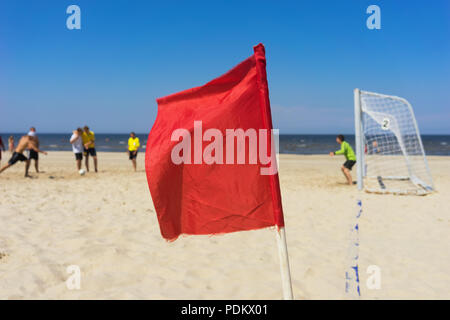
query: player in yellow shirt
[
  {"left": 128, "top": 132, "right": 140, "bottom": 172},
  {"left": 82, "top": 126, "right": 98, "bottom": 172}
]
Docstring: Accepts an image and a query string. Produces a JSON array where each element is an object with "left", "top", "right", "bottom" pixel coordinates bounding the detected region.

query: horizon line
[{"left": 2, "top": 132, "right": 450, "bottom": 136}]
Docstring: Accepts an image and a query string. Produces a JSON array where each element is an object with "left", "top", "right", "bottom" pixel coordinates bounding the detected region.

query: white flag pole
[{"left": 275, "top": 227, "right": 294, "bottom": 300}]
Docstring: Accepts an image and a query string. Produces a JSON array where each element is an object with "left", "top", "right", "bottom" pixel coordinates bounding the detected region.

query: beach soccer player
[
  {"left": 26, "top": 127, "right": 40, "bottom": 173},
  {"left": 0, "top": 135, "right": 47, "bottom": 177},
  {"left": 82, "top": 126, "right": 98, "bottom": 172},
  {"left": 0, "top": 136, "right": 5, "bottom": 166},
  {"left": 329, "top": 134, "right": 356, "bottom": 185},
  {"left": 8, "top": 136, "right": 14, "bottom": 154},
  {"left": 128, "top": 132, "right": 140, "bottom": 172},
  {"left": 70, "top": 128, "right": 84, "bottom": 171}
]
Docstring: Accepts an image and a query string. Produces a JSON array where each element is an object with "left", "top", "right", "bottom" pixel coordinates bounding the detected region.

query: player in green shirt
[{"left": 329, "top": 134, "right": 357, "bottom": 185}]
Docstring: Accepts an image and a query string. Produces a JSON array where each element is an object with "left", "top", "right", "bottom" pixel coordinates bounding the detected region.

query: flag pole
[{"left": 276, "top": 227, "right": 294, "bottom": 300}]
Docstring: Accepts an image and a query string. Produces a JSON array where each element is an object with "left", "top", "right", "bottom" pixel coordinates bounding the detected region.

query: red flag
[{"left": 145, "top": 44, "right": 284, "bottom": 241}]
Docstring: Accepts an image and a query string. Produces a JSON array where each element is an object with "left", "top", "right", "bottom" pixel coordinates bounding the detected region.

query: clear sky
[{"left": 1, "top": 0, "right": 449, "bottom": 134}]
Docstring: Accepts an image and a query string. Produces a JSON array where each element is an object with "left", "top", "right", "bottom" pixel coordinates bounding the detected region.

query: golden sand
[{"left": 0, "top": 152, "right": 449, "bottom": 299}]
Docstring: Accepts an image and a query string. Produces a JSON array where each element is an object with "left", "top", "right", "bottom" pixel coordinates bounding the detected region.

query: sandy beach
[{"left": 0, "top": 152, "right": 449, "bottom": 299}]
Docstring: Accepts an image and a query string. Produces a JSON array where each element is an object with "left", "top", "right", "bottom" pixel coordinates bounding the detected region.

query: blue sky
[{"left": 1, "top": 0, "right": 449, "bottom": 134}]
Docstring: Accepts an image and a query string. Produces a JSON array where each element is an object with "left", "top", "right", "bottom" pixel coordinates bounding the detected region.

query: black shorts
[
  {"left": 343, "top": 160, "right": 356, "bottom": 170},
  {"left": 8, "top": 152, "right": 27, "bottom": 165},
  {"left": 74, "top": 152, "right": 83, "bottom": 160},
  {"left": 84, "top": 148, "right": 97, "bottom": 157},
  {"left": 28, "top": 150, "right": 38, "bottom": 160},
  {"left": 129, "top": 151, "right": 138, "bottom": 160}
]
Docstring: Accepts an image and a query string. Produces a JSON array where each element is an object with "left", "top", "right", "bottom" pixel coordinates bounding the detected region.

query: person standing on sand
[
  {"left": 70, "top": 128, "right": 84, "bottom": 171},
  {"left": 329, "top": 134, "right": 356, "bottom": 185},
  {"left": 0, "top": 135, "right": 47, "bottom": 177},
  {"left": 8, "top": 136, "right": 15, "bottom": 154},
  {"left": 26, "top": 127, "right": 40, "bottom": 173},
  {"left": 82, "top": 126, "right": 98, "bottom": 172},
  {"left": 127, "top": 132, "right": 140, "bottom": 172},
  {"left": 0, "top": 136, "right": 5, "bottom": 166}
]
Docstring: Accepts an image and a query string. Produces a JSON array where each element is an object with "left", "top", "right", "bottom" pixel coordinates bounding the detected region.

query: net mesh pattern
[{"left": 360, "top": 91, "right": 433, "bottom": 195}]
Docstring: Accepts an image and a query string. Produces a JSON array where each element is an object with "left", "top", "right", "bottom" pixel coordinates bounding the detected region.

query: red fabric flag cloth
[{"left": 145, "top": 44, "right": 284, "bottom": 241}]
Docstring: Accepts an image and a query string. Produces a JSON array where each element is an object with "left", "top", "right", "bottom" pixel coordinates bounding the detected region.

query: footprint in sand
[
  {"left": 0, "top": 252, "right": 9, "bottom": 261},
  {"left": 304, "top": 268, "right": 315, "bottom": 278}
]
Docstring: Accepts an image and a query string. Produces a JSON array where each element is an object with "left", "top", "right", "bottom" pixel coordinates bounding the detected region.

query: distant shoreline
[
  {"left": 2, "top": 133, "right": 449, "bottom": 156},
  {"left": 6, "top": 150, "right": 449, "bottom": 157},
  {"left": 2, "top": 133, "right": 450, "bottom": 136}
]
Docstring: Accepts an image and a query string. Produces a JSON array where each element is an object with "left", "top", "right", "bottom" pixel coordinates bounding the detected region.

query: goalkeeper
[{"left": 329, "top": 134, "right": 356, "bottom": 185}]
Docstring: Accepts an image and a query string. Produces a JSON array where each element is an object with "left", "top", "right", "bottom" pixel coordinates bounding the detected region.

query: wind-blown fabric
[{"left": 145, "top": 44, "right": 284, "bottom": 241}]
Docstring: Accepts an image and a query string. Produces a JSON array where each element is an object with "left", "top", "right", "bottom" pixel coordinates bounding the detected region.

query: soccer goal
[{"left": 354, "top": 89, "right": 434, "bottom": 195}]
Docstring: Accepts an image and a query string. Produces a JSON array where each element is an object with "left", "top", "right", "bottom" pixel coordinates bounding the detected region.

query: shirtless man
[
  {"left": 0, "top": 135, "right": 47, "bottom": 177},
  {"left": 26, "top": 127, "right": 40, "bottom": 173}
]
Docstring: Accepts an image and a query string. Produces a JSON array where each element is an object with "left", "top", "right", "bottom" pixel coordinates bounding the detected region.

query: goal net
[{"left": 354, "top": 89, "right": 434, "bottom": 195}]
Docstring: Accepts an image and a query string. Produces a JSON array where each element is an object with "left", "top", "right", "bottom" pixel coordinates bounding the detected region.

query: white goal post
[{"left": 354, "top": 89, "right": 434, "bottom": 195}]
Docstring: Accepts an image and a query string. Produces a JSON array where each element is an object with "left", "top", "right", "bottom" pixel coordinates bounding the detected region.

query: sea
[{"left": 1, "top": 133, "right": 450, "bottom": 156}]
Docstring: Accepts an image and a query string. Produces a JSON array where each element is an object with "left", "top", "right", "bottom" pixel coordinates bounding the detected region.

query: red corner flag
[{"left": 145, "top": 44, "right": 284, "bottom": 241}]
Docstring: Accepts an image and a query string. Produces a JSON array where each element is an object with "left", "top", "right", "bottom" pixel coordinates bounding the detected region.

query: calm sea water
[{"left": 1, "top": 133, "right": 450, "bottom": 156}]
